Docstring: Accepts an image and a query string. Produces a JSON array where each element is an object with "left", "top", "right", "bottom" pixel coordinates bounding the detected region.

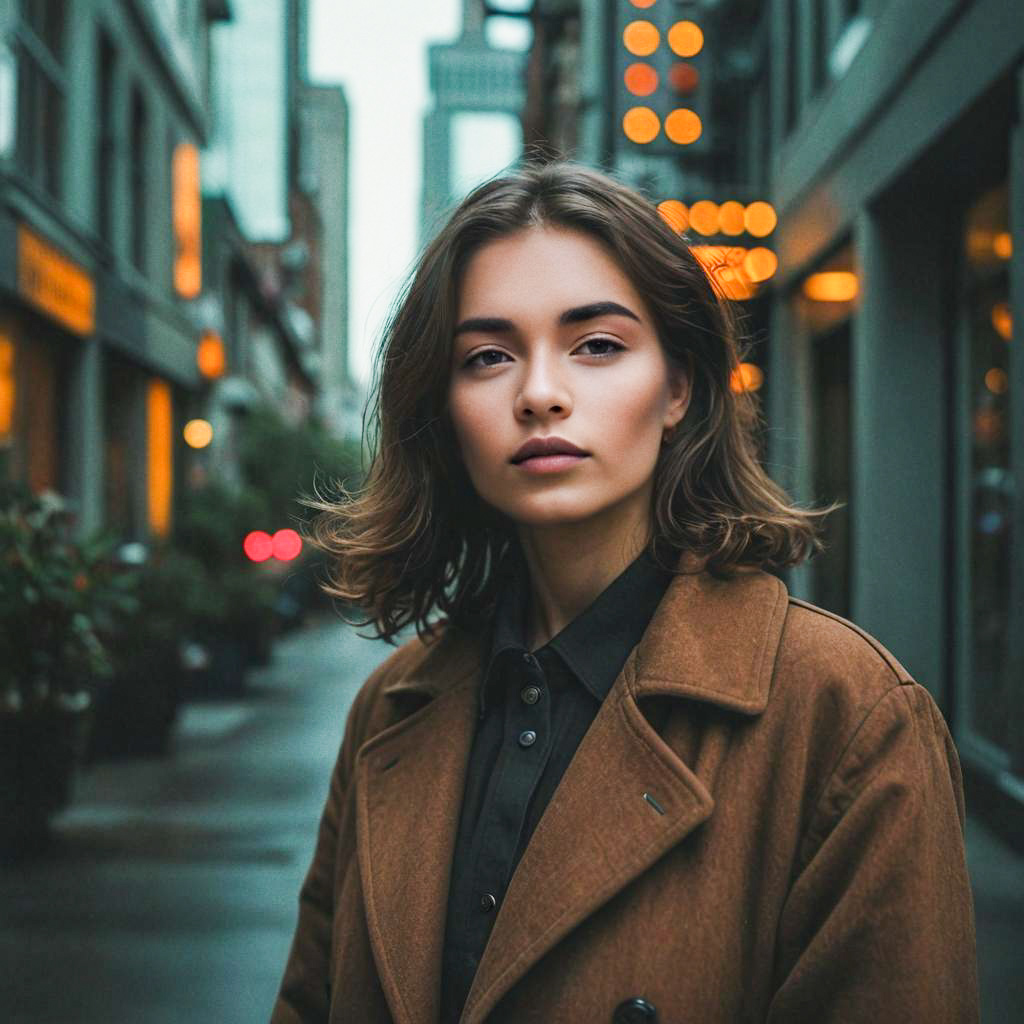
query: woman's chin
[{"left": 503, "top": 499, "right": 608, "bottom": 530}]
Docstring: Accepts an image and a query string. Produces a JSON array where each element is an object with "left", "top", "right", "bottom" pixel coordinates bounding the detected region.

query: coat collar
[
  {"left": 362, "top": 565, "right": 789, "bottom": 1024},
  {"left": 382, "top": 562, "right": 789, "bottom": 717}
]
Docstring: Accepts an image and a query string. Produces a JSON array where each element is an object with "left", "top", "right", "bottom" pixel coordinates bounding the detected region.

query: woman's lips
[{"left": 514, "top": 453, "right": 590, "bottom": 474}]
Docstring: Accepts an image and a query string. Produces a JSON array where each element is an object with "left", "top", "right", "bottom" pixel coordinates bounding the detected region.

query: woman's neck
[{"left": 516, "top": 504, "right": 652, "bottom": 650}]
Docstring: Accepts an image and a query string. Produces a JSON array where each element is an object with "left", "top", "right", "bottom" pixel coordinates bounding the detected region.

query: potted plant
[
  {"left": 87, "top": 544, "right": 220, "bottom": 758},
  {"left": 174, "top": 480, "right": 279, "bottom": 695},
  {"left": 0, "top": 483, "right": 135, "bottom": 857}
]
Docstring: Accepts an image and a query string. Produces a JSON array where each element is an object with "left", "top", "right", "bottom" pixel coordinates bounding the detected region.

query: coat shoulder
[{"left": 772, "top": 594, "right": 919, "bottom": 725}]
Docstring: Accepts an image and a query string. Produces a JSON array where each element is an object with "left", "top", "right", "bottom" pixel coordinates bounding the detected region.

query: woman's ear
[{"left": 665, "top": 353, "right": 693, "bottom": 430}]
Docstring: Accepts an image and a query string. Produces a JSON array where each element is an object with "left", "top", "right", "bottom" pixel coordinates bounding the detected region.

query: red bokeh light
[
  {"left": 669, "top": 62, "right": 699, "bottom": 95},
  {"left": 272, "top": 529, "right": 303, "bottom": 562},
  {"left": 244, "top": 530, "right": 274, "bottom": 562}
]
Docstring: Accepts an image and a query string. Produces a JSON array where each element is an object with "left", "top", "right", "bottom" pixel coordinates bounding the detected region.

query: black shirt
[{"left": 439, "top": 545, "right": 675, "bottom": 1024}]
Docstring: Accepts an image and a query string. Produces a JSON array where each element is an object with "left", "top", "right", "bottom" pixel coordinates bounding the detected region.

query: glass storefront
[
  {"left": 0, "top": 311, "right": 69, "bottom": 494},
  {"left": 103, "top": 350, "right": 145, "bottom": 538},
  {"left": 958, "top": 181, "right": 1022, "bottom": 775},
  {"left": 797, "top": 242, "right": 858, "bottom": 619}
]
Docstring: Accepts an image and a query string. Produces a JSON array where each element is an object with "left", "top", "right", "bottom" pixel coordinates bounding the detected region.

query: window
[
  {"left": 957, "top": 182, "right": 1020, "bottom": 772},
  {"left": 130, "top": 85, "right": 149, "bottom": 273},
  {"left": 13, "top": 0, "right": 67, "bottom": 199},
  {"left": 809, "top": 323, "right": 852, "bottom": 617},
  {"left": 784, "top": 0, "right": 800, "bottom": 135},
  {"left": 811, "top": 0, "right": 828, "bottom": 95},
  {"left": 103, "top": 352, "right": 144, "bottom": 537},
  {"left": 0, "top": 316, "right": 69, "bottom": 494},
  {"left": 95, "top": 29, "right": 116, "bottom": 247},
  {"left": 797, "top": 243, "right": 859, "bottom": 617}
]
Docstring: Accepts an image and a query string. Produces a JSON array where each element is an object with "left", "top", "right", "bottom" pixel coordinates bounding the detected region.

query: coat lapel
[
  {"left": 461, "top": 569, "right": 789, "bottom": 1024},
  {"left": 353, "top": 630, "right": 484, "bottom": 1024}
]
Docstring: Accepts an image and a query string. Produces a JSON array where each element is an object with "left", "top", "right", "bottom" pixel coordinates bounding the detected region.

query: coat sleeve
[
  {"left": 767, "top": 682, "right": 980, "bottom": 1023},
  {"left": 269, "top": 667, "right": 379, "bottom": 1024}
]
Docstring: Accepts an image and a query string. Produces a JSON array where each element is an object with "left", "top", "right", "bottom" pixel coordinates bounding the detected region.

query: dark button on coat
[{"left": 269, "top": 568, "right": 979, "bottom": 1023}]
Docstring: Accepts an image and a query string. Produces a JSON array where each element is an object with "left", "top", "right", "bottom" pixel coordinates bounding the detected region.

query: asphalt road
[{"left": 1, "top": 612, "right": 1021, "bottom": 1022}]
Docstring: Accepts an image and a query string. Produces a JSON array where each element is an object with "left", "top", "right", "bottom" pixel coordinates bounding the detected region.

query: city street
[{"left": 2, "top": 612, "right": 1022, "bottom": 1023}]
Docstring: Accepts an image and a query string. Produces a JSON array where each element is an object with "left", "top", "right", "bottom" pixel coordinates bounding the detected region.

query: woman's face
[{"left": 447, "top": 225, "right": 690, "bottom": 532}]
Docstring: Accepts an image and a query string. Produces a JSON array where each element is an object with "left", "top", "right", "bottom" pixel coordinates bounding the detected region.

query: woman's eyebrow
[{"left": 454, "top": 301, "right": 641, "bottom": 337}]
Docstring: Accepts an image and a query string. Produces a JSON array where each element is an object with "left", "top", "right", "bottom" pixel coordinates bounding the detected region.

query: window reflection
[{"left": 963, "top": 182, "right": 1017, "bottom": 767}]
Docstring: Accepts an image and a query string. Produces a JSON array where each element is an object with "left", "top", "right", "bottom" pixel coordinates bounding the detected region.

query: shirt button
[
  {"left": 522, "top": 651, "right": 536, "bottom": 666},
  {"left": 520, "top": 685, "right": 541, "bottom": 705},
  {"left": 479, "top": 893, "right": 497, "bottom": 912},
  {"left": 518, "top": 729, "right": 537, "bottom": 748}
]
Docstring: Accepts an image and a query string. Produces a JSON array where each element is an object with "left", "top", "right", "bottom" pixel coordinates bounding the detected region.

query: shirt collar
[{"left": 479, "top": 544, "right": 675, "bottom": 718}]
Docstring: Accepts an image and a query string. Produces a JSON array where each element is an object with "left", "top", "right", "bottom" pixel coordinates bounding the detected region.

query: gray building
[
  {"left": 0, "top": 0, "right": 230, "bottom": 541},
  {"left": 760, "top": 0, "right": 1023, "bottom": 827},
  {"left": 421, "top": 0, "right": 527, "bottom": 246},
  {"left": 203, "top": 0, "right": 291, "bottom": 241},
  {"left": 300, "top": 83, "right": 357, "bottom": 440}
]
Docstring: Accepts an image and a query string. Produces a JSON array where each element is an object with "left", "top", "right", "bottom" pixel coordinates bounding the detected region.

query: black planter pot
[
  {"left": 183, "top": 633, "right": 249, "bottom": 698},
  {"left": 0, "top": 695, "right": 94, "bottom": 860},
  {"left": 87, "top": 663, "right": 182, "bottom": 759}
]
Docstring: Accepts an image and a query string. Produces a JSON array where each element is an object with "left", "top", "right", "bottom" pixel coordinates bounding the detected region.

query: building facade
[
  {"left": 761, "top": 0, "right": 1023, "bottom": 827},
  {"left": 0, "top": 0, "right": 230, "bottom": 541},
  {"left": 420, "top": 0, "right": 528, "bottom": 245}
]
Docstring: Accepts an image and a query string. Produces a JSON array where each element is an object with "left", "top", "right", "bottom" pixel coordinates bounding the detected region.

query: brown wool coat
[{"left": 270, "top": 569, "right": 980, "bottom": 1024}]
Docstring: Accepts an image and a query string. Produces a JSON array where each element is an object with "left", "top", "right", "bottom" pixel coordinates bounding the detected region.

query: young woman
[{"left": 270, "top": 163, "right": 978, "bottom": 1024}]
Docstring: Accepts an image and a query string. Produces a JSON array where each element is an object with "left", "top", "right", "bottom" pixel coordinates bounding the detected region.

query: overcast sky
[{"left": 307, "top": 0, "right": 462, "bottom": 387}]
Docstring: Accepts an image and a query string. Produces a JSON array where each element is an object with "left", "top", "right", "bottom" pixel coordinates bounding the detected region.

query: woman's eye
[
  {"left": 576, "top": 337, "right": 625, "bottom": 356},
  {"left": 465, "top": 348, "right": 510, "bottom": 368}
]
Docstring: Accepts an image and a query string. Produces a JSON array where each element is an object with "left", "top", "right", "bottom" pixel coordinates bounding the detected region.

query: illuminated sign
[
  {"left": 17, "top": 225, "right": 95, "bottom": 335},
  {"left": 147, "top": 377, "right": 173, "bottom": 538},
  {"left": 173, "top": 141, "right": 202, "bottom": 299}
]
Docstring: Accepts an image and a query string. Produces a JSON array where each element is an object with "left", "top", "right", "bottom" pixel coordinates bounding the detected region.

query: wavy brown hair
[{"left": 304, "top": 162, "right": 826, "bottom": 643}]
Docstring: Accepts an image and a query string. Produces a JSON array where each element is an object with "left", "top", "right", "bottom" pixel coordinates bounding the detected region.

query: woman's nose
[{"left": 514, "top": 351, "right": 573, "bottom": 420}]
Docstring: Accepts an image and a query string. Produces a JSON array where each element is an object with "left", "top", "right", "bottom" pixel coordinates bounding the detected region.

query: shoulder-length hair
[{"left": 304, "top": 161, "right": 825, "bottom": 643}]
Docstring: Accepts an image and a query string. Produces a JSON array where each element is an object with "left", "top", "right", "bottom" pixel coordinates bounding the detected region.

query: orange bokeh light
[
  {"left": 623, "top": 106, "right": 661, "bottom": 144},
  {"left": 985, "top": 368, "right": 1009, "bottom": 395},
  {"left": 688, "top": 200, "right": 719, "bottom": 235},
  {"left": 183, "top": 418, "right": 213, "bottom": 449},
  {"left": 993, "top": 232, "right": 1013, "bottom": 260},
  {"left": 665, "top": 108, "right": 702, "bottom": 145},
  {"left": 719, "top": 201, "right": 745, "bottom": 235},
  {"left": 730, "top": 362, "right": 765, "bottom": 393},
  {"left": 803, "top": 271, "right": 859, "bottom": 302},
  {"left": 744, "top": 201, "right": 777, "bottom": 237},
  {"left": 197, "top": 330, "right": 227, "bottom": 379},
  {"left": 624, "top": 62, "right": 659, "bottom": 96},
  {"left": 744, "top": 247, "right": 778, "bottom": 282},
  {"left": 668, "top": 20, "right": 704, "bottom": 58},
  {"left": 623, "top": 20, "right": 660, "bottom": 57},
  {"left": 657, "top": 200, "right": 689, "bottom": 234},
  {"left": 991, "top": 301, "right": 1012, "bottom": 341},
  {"left": 629, "top": 0, "right": 656, "bottom": 7},
  {"left": 692, "top": 246, "right": 757, "bottom": 300}
]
